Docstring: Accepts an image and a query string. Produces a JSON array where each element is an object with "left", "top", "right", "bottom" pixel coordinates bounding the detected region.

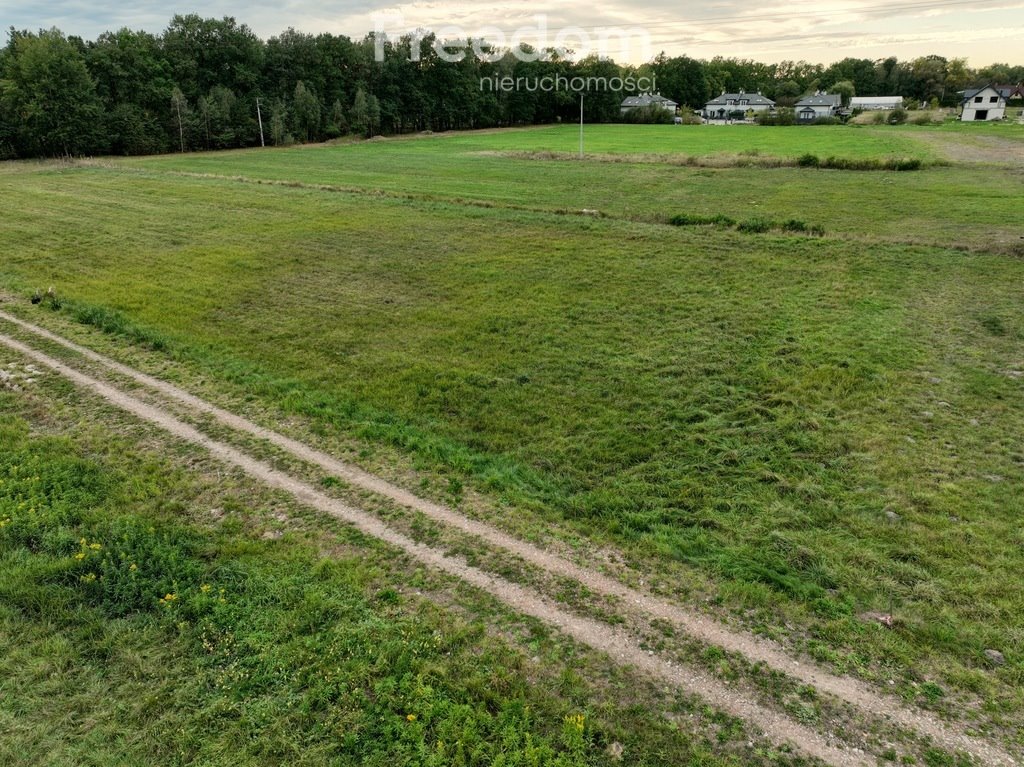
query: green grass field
[
  {"left": 2, "top": 124, "right": 1023, "bottom": 761},
  {"left": 1, "top": 383, "right": 737, "bottom": 767},
  {"left": 111, "top": 124, "right": 1024, "bottom": 252}
]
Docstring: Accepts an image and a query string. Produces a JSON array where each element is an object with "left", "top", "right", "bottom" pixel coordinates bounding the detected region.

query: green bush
[
  {"left": 668, "top": 214, "right": 825, "bottom": 236},
  {"left": 888, "top": 158, "right": 921, "bottom": 171},
  {"left": 619, "top": 105, "right": 675, "bottom": 124},
  {"left": 816, "top": 156, "right": 921, "bottom": 172},
  {"left": 797, "top": 153, "right": 820, "bottom": 167},
  {"left": 755, "top": 108, "right": 796, "bottom": 125},
  {"left": 669, "top": 213, "right": 735, "bottom": 227},
  {"left": 737, "top": 218, "right": 772, "bottom": 234},
  {"left": 888, "top": 108, "right": 907, "bottom": 125}
]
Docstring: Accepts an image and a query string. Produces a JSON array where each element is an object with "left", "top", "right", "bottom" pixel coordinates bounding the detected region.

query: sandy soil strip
[
  {"left": 0, "top": 310, "right": 1016, "bottom": 767},
  {"left": 0, "top": 329, "right": 881, "bottom": 767}
]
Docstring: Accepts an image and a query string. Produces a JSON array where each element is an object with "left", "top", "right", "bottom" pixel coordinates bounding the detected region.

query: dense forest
[{"left": 1, "top": 14, "right": 1022, "bottom": 158}]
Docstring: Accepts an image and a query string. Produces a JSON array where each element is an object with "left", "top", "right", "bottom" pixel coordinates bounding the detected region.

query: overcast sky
[{"left": 3, "top": 1, "right": 1023, "bottom": 66}]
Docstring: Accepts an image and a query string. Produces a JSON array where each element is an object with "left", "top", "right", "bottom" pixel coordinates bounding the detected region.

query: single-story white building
[
  {"left": 795, "top": 92, "right": 842, "bottom": 121},
  {"left": 850, "top": 96, "right": 903, "bottom": 110},
  {"left": 960, "top": 85, "right": 1006, "bottom": 121},
  {"left": 620, "top": 93, "right": 678, "bottom": 116},
  {"left": 702, "top": 91, "right": 775, "bottom": 120}
]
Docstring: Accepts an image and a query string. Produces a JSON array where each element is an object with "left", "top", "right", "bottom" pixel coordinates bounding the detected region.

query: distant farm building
[
  {"left": 702, "top": 91, "right": 775, "bottom": 120},
  {"left": 850, "top": 96, "right": 903, "bottom": 110},
  {"left": 960, "top": 85, "right": 1006, "bottom": 121},
  {"left": 620, "top": 93, "right": 678, "bottom": 116},
  {"left": 795, "top": 92, "right": 842, "bottom": 121}
]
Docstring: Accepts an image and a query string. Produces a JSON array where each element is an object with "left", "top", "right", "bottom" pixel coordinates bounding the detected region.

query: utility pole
[
  {"left": 174, "top": 97, "right": 184, "bottom": 153},
  {"left": 256, "top": 97, "right": 266, "bottom": 147},
  {"left": 579, "top": 93, "right": 584, "bottom": 159}
]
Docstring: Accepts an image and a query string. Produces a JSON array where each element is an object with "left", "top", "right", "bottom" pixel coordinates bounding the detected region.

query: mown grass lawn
[{"left": 112, "top": 126, "right": 1024, "bottom": 252}]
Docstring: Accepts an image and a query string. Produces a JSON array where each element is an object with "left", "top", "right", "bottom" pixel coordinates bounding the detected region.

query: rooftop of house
[
  {"left": 705, "top": 91, "right": 775, "bottom": 106},
  {"left": 621, "top": 93, "right": 678, "bottom": 108},
  {"left": 962, "top": 84, "right": 1012, "bottom": 102},
  {"left": 795, "top": 92, "right": 842, "bottom": 107}
]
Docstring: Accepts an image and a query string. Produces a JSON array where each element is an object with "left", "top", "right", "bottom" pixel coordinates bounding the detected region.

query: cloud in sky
[{"left": 2, "top": 0, "right": 1023, "bottom": 64}]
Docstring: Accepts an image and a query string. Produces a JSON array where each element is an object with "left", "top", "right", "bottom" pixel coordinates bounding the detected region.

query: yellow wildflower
[
  {"left": 564, "top": 713, "right": 585, "bottom": 732},
  {"left": 406, "top": 714, "right": 417, "bottom": 722},
  {"left": 200, "top": 584, "right": 211, "bottom": 593},
  {"left": 129, "top": 563, "right": 137, "bottom": 571}
]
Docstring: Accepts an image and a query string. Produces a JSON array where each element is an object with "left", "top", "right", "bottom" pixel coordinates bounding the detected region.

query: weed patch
[
  {"left": 670, "top": 213, "right": 824, "bottom": 236},
  {"left": 0, "top": 405, "right": 724, "bottom": 767},
  {"left": 668, "top": 213, "right": 736, "bottom": 227},
  {"left": 66, "top": 301, "right": 171, "bottom": 351}
]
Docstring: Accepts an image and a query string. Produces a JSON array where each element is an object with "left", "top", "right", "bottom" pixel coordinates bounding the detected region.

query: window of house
[
  {"left": 990, "top": 96, "right": 999, "bottom": 102},
  {"left": 975, "top": 96, "right": 983, "bottom": 102}
]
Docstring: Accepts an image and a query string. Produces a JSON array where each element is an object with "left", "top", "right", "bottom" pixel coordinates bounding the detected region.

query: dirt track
[
  {"left": 909, "top": 130, "right": 1024, "bottom": 167},
  {"left": 0, "top": 309, "right": 1017, "bottom": 767}
]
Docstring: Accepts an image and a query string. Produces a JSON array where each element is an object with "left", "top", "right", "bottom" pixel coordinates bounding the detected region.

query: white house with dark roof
[
  {"left": 702, "top": 91, "right": 775, "bottom": 120},
  {"left": 620, "top": 93, "right": 678, "bottom": 116},
  {"left": 795, "top": 92, "right": 842, "bottom": 121},
  {"left": 960, "top": 85, "right": 1007, "bottom": 121}
]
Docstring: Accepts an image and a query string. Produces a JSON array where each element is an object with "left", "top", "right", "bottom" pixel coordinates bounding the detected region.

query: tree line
[{"left": 1, "top": 14, "right": 1021, "bottom": 158}]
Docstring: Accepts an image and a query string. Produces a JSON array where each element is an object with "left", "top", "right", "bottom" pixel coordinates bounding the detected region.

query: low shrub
[
  {"left": 668, "top": 213, "right": 735, "bottom": 227},
  {"left": 797, "top": 153, "right": 820, "bottom": 167},
  {"left": 888, "top": 108, "right": 907, "bottom": 125},
  {"left": 668, "top": 213, "right": 825, "bottom": 236},
  {"left": 781, "top": 220, "right": 825, "bottom": 236},
  {"left": 822, "top": 156, "right": 864, "bottom": 170},
  {"left": 888, "top": 157, "right": 921, "bottom": 171},
  {"left": 737, "top": 218, "right": 772, "bottom": 234},
  {"left": 755, "top": 108, "right": 796, "bottom": 126},
  {"left": 815, "top": 156, "right": 921, "bottom": 171},
  {"left": 619, "top": 104, "right": 675, "bottom": 124}
]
